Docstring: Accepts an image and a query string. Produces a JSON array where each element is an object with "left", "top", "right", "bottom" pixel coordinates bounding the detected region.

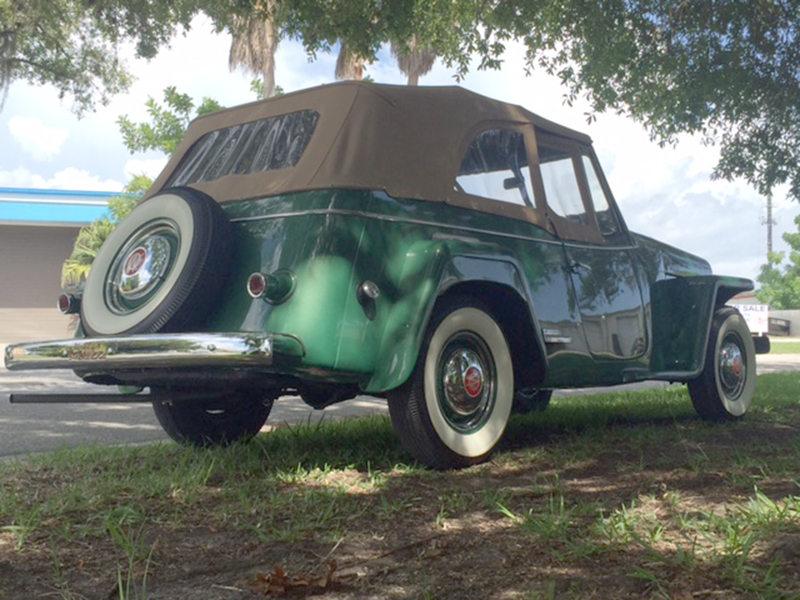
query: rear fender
[{"left": 364, "top": 239, "right": 543, "bottom": 392}]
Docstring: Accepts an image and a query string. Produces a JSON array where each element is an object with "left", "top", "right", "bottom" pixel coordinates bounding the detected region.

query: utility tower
[{"left": 762, "top": 195, "right": 776, "bottom": 255}]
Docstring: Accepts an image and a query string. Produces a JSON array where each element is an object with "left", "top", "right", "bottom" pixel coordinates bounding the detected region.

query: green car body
[
  {"left": 5, "top": 82, "right": 763, "bottom": 468},
  {"left": 200, "top": 189, "right": 745, "bottom": 391}
]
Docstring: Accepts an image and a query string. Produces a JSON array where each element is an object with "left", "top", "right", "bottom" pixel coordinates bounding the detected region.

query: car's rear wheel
[
  {"left": 513, "top": 389, "right": 553, "bottom": 413},
  {"left": 80, "top": 187, "right": 233, "bottom": 336},
  {"left": 388, "top": 297, "right": 514, "bottom": 469},
  {"left": 151, "top": 388, "right": 273, "bottom": 446},
  {"left": 688, "top": 307, "right": 756, "bottom": 421}
]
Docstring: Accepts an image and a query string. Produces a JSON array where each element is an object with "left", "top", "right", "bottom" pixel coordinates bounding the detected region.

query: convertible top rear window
[{"left": 167, "top": 110, "right": 320, "bottom": 187}]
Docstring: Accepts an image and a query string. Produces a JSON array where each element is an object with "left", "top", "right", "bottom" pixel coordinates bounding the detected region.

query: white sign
[{"left": 737, "top": 304, "right": 769, "bottom": 335}]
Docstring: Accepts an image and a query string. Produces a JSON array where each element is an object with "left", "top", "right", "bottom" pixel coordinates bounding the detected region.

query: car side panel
[{"left": 210, "top": 190, "right": 594, "bottom": 391}]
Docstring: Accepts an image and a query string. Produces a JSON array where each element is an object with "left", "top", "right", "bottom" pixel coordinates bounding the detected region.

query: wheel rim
[
  {"left": 104, "top": 219, "right": 181, "bottom": 315},
  {"left": 718, "top": 332, "right": 746, "bottom": 400},
  {"left": 437, "top": 332, "right": 496, "bottom": 433}
]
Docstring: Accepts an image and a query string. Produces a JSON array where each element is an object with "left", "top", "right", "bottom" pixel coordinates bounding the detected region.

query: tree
[
  {"left": 60, "top": 175, "right": 148, "bottom": 286},
  {"left": 0, "top": 0, "right": 200, "bottom": 115},
  {"left": 63, "top": 89, "right": 225, "bottom": 286},
  {"left": 281, "top": 1, "right": 800, "bottom": 202},
  {"left": 487, "top": 0, "right": 800, "bottom": 201},
  {"left": 391, "top": 35, "right": 435, "bottom": 86},
  {"left": 117, "top": 86, "right": 223, "bottom": 155},
  {"left": 61, "top": 216, "right": 117, "bottom": 287},
  {"left": 228, "top": 0, "right": 280, "bottom": 98},
  {"left": 335, "top": 42, "right": 366, "bottom": 81},
  {"left": 757, "top": 215, "right": 800, "bottom": 309},
  {"left": 7, "top": 1, "right": 800, "bottom": 203}
]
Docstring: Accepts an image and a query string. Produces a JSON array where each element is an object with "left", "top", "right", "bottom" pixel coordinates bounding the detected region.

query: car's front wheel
[
  {"left": 151, "top": 388, "right": 273, "bottom": 446},
  {"left": 688, "top": 307, "right": 756, "bottom": 421},
  {"left": 388, "top": 297, "right": 514, "bottom": 469}
]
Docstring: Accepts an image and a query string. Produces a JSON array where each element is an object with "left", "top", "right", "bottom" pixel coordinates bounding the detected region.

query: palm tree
[
  {"left": 391, "top": 35, "right": 435, "bottom": 86},
  {"left": 228, "top": 0, "right": 279, "bottom": 98},
  {"left": 335, "top": 42, "right": 366, "bottom": 81},
  {"left": 61, "top": 218, "right": 117, "bottom": 287}
]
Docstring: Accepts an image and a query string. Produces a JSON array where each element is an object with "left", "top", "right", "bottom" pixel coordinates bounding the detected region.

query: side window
[
  {"left": 582, "top": 154, "right": 620, "bottom": 236},
  {"left": 538, "top": 145, "right": 590, "bottom": 226},
  {"left": 456, "top": 130, "right": 535, "bottom": 208}
]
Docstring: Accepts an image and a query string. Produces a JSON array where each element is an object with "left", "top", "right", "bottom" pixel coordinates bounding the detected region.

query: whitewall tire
[
  {"left": 80, "top": 187, "right": 232, "bottom": 336},
  {"left": 388, "top": 297, "right": 514, "bottom": 468}
]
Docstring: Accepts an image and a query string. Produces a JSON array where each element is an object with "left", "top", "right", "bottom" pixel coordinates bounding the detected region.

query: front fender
[
  {"left": 364, "top": 239, "right": 536, "bottom": 392},
  {"left": 649, "top": 275, "right": 753, "bottom": 377}
]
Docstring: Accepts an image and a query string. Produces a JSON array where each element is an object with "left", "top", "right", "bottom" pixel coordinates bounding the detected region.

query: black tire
[
  {"left": 81, "top": 187, "right": 233, "bottom": 336},
  {"left": 688, "top": 307, "right": 756, "bottom": 421},
  {"left": 151, "top": 388, "right": 273, "bottom": 446},
  {"left": 388, "top": 297, "right": 514, "bottom": 469},
  {"left": 513, "top": 389, "right": 553, "bottom": 413}
]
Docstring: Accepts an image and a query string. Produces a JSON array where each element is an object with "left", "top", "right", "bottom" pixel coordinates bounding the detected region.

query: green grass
[
  {"left": 768, "top": 340, "right": 800, "bottom": 354},
  {"left": 2, "top": 373, "right": 800, "bottom": 599}
]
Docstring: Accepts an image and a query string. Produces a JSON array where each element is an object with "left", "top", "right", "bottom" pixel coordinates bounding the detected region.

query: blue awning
[{"left": 0, "top": 187, "right": 113, "bottom": 226}]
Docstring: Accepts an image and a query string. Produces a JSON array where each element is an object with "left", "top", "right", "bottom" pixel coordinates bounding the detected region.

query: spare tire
[{"left": 81, "top": 187, "right": 233, "bottom": 336}]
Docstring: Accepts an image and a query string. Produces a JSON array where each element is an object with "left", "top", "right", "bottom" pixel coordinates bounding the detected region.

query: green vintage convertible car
[{"left": 5, "top": 82, "right": 767, "bottom": 468}]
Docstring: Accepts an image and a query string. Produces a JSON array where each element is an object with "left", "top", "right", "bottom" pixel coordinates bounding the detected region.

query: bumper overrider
[{"left": 4, "top": 332, "right": 306, "bottom": 372}]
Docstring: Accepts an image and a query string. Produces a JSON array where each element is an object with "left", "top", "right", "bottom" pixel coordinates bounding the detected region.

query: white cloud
[
  {"left": 7, "top": 116, "right": 69, "bottom": 161},
  {"left": 0, "top": 167, "right": 38, "bottom": 187},
  {"left": 0, "top": 166, "right": 122, "bottom": 191},
  {"left": 123, "top": 158, "right": 169, "bottom": 182},
  {"left": 31, "top": 168, "right": 123, "bottom": 192}
]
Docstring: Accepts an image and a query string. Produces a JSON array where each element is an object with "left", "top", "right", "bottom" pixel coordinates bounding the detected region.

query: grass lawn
[
  {"left": 2, "top": 373, "right": 800, "bottom": 599},
  {"left": 768, "top": 340, "right": 800, "bottom": 354}
]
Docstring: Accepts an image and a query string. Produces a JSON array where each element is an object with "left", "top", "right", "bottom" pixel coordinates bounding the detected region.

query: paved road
[{"left": 1, "top": 343, "right": 797, "bottom": 459}]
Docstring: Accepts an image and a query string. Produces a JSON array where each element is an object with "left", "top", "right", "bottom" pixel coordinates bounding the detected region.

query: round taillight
[
  {"left": 247, "top": 273, "right": 267, "bottom": 298},
  {"left": 57, "top": 293, "right": 80, "bottom": 315}
]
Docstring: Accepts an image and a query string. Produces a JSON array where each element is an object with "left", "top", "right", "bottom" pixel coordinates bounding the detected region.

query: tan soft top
[{"left": 146, "top": 81, "right": 593, "bottom": 209}]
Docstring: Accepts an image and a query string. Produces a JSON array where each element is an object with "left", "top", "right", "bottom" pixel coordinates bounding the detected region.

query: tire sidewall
[
  {"left": 152, "top": 390, "right": 273, "bottom": 446},
  {"left": 712, "top": 310, "right": 756, "bottom": 417},
  {"left": 81, "top": 192, "right": 197, "bottom": 335},
  {"left": 422, "top": 306, "right": 513, "bottom": 459}
]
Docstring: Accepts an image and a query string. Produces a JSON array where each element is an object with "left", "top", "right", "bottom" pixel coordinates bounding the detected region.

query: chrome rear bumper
[{"left": 4, "top": 333, "right": 305, "bottom": 372}]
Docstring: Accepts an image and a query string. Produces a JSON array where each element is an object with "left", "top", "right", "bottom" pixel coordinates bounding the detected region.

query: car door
[{"left": 534, "top": 133, "right": 647, "bottom": 360}]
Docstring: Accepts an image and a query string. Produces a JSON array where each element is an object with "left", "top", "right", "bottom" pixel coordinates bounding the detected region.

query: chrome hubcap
[
  {"left": 438, "top": 333, "right": 495, "bottom": 433},
  {"left": 106, "top": 220, "right": 180, "bottom": 315},
  {"left": 718, "top": 333, "right": 746, "bottom": 399}
]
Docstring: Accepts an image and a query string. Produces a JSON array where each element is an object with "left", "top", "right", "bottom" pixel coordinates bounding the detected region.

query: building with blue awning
[
  {"left": 0, "top": 187, "right": 109, "bottom": 226},
  {"left": 0, "top": 187, "right": 113, "bottom": 342}
]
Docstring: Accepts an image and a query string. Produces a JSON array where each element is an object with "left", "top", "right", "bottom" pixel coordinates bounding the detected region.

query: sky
[{"left": 1, "top": 15, "right": 796, "bottom": 283}]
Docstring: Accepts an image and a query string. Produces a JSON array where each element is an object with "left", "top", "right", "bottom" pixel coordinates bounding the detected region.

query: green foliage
[
  {"left": 251, "top": 78, "right": 283, "bottom": 100},
  {"left": 757, "top": 215, "right": 800, "bottom": 309},
  {"left": 279, "top": 0, "right": 488, "bottom": 78},
  {"left": 61, "top": 176, "right": 152, "bottom": 287},
  {"left": 0, "top": 0, "right": 199, "bottom": 115},
  {"left": 118, "top": 87, "right": 223, "bottom": 156},
  {"left": 276, "top": 1, "right": 800, "bottom": 202},
  {"left": 487, "top": 0, "right": 800, "bottom": 201},
  {"left": 62, "top": 86, "right": 228, "bottom": 288},
  {"left": 108, "top": 174, "right": 152, "bottom": 222},
  {"left": 0, "top": 0, "right": 128, "bottom": 115},
  {"left": 6, "top": 1, "right": 799, "bottom": 202},
  {"left": 61, "top": 217, "right": 117, "bottom": 287}
]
